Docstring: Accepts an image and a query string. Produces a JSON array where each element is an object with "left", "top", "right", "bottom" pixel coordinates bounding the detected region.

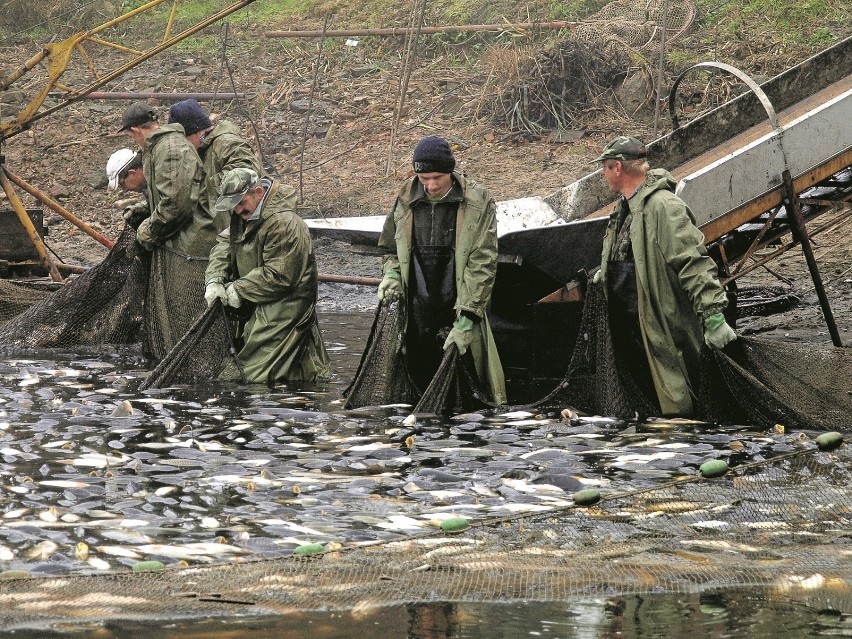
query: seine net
[
  {"left": 0, "top": 225, "right": 148, "bottom": 349},
  {"left": 0, "top": 437, "right": 849, "bottom": 628}
]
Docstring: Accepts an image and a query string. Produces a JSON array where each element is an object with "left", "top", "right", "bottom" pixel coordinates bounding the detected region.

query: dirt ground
[{"left": 0, "top": 19, "right": 849, "bottom": 343}]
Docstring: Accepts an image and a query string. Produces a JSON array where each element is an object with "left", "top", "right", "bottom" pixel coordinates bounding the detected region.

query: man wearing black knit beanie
[{"left": 376, "top": 135, "right": 506, "bottom": 407}]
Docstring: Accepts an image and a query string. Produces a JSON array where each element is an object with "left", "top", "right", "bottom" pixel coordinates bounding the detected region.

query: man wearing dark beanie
[
  {"left": 376, "top": 135, "right": 506, "bottom": 407},
  {"left": 168, "top": 99, "right": 262, "bottom": 232}
]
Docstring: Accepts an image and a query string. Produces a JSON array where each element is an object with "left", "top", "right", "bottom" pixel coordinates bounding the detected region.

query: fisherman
[
  {"left": 592, "top": 135, "right": 736, "bottom": 416},
  {"left": 167, "top": 98, "right": 262, "bottom": 232},
  {"left": 118, "top": 101, "right": 218, "bottom": 358},
  {"left": 377, "top": 135, "right": 506, "bottom": 405},
  {"left": 204, "top": 167, "right": 331, "bottom": 384},
  {"left": 105, "top": 148, "right": 148, "bottom": 229}
]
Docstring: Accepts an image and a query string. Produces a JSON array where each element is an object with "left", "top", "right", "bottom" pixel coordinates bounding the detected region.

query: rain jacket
[
  {"left": 379, "top": 172, "right": 507, "bottom": 405},
  {"left": 198, "top": 120, "right": 262, "bottom": 232},
  {"left": 137, "top": 123, "right": 217, "bottom": 258},
  {"left": 206, "top": 178, "right": 330, "bottom": 384},
  {"left": 599, "top": 169, "right": 729, "bottom": 415}
]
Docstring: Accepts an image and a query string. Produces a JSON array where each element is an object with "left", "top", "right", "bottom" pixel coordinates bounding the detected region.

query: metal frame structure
[{"left": 0, "top": 0, "right": 257, "bottom": 280}]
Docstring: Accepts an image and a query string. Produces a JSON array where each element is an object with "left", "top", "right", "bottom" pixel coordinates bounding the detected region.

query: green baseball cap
[
  {"left": 593, "top": 135, "right": 647, "bottom": 162},
  {"left": 215, "top": 167, "right": 260, "bottom": 213}
]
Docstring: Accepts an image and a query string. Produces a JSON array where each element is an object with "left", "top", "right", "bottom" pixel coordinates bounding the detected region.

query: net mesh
[
  {"left": 0, "top": 225, "right": 148, "bottom": 349},
  {"left": 0, "top": 439, "right": 849, "bottom": 628}
]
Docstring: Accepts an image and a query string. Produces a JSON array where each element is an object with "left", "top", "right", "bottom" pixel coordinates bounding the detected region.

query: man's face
[
  {"left": 416, "top": 171, "right": 452, "bottom": 197},
  {"left": 601, "top": 159, "right": 623, "bottom": 192},
  {"left": 120, "top": 167, "right": 145, "bottom": 193},
  {"left": 232, "top": 186, "right": 265, "bottom": 220},
  {"left": 126, "top": 126, "right": 146, "bottom": 148}
]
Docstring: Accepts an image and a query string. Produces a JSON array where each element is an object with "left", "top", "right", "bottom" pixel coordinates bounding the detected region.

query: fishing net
[
  {"left": 0, "top": 278, "right": 55, "bottom": 324},
  {"left": 344, "top": 297, "right": 417, "bottom": 408},
  {"left": 0, "top": 435, "right": 850, "bottom": 629},
  {"left": 143, "top": 245, "right": 209, "bottom": 361},
  {"left": 0, "top": 225, "right": 149, "bottom": 349},
  {"left": 139, "top": 301, "right": 245, "bottom": 390},
  {"left": 576, "top": 0, "right": 696, "bottom": 52}
]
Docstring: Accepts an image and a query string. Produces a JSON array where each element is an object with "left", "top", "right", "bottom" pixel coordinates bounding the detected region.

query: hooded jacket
[
  {"left": 206, "top": 178, "right": 330, "bottom": 384},
  {"left": 378, "top": 172, "right": 507, "bottom": 405},
  {"left": 198, "top": 120, "right": 262, "bottom": 232},
  {"left": 599, "top": 168, "right": 729, "bottom": 415},
  {"left": 137, "top": 123, "right": 217, "bottom": 258}
]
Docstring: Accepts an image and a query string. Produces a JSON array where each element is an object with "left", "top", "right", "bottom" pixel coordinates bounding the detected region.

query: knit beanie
[
  {"left": 167, "top": 99, "right": 213, "bottom": 136},
  {"left": 412, "top": 136, "right": 455, "bottom": 174}
]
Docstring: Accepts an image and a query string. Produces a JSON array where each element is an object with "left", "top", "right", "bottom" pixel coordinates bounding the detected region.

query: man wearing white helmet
[{"left": 105, "top": 148, "right": 148, "bottom": 229}]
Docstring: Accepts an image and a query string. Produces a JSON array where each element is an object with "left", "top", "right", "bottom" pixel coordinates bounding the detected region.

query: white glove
[
  {"left": 442, "top": 315, "right": 475, "bottom": 355},
  {"left": 592, "top": 268, "right": 602, "bottom": 284},
  {"left": 377, "top": 274, "right": 402, "bottom": 302},
  {"left": 204, "top": 281, "right": 227, "bottom": 307},
  {"left": 224, "top": 284, "right": 242, "bottom": 308}
]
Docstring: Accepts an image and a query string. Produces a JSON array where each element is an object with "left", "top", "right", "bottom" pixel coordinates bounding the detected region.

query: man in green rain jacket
[
  {"left": 593, "top": 136, "right": 736, "bottom": 416},
  {"left": 377, "top": 135, "right": 506, "bottom": 406},
  {"left": 204, "top": 168, "right": 330, "bottom": 385},
  {"left": 118, "top": 101, "right": 217, "bottom": 257},
  {"left": 168, "top": 99, "right": 262, "bottom": 232}
]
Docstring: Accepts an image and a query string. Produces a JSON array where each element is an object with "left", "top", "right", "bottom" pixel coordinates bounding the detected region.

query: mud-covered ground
[{"left": 0, "top": 19, "right": 849, "bottom": 339}]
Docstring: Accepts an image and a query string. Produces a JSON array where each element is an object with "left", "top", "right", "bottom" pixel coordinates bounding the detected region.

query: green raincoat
[
  {"left": 379, "top": 172, "right": 507, "bottom": 405},
  {"left": 599, "top": 169, "right": 729, "bottom": 415},
  {"left": 197, "top": 120, "right": 262, "bottom": 232},
  {"left": 206, "top": 178, "right": 331, "bottom": 384},
  {"left": 137, "top": 123, "right": 217, "bottom": 258}
]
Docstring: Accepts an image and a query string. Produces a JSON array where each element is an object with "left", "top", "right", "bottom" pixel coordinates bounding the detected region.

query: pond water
[{"left": 0, "top": 309, "right": 850, "bottom": 637}]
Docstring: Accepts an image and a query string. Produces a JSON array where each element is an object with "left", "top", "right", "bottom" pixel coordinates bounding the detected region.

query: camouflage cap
[
  {"left": 118, "top": 101, "right": 157, "bottom": 132},
  {"left": 215, "top": 167, "right": 260, "bottom": 213},
  {"left": 592, "top": 135, "right": 647, "bottom": 162}
]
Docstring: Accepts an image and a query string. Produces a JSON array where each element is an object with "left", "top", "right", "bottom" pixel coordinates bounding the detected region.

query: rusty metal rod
[
  {"left": 782, "top": 169, "right": 842, "bottom": 346},
  {"left": 0, "top": 169, "right": 63, "bottom": 282},
  {"left": 4, "top": 169, "right": 115, "bottom": 249},
  {"left": 318, "top": 273, "right": 380, "bottom": 286},
  {"left": 48, "top": 91, "right": 245, "bottom": 101},
  {"left": 266, "top": 21, "right": 579, "bottom": 38}
]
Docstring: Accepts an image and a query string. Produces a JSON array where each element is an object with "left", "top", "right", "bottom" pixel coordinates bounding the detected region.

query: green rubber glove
[
  {"left": 377, "top": 271, "right": 402, "bottom": 302},
  {"left": 443, "top": 315, "right": 475, "bottom": 355},
  {"left": 704, "top": 312, "right": 736, "bottom": 349}
]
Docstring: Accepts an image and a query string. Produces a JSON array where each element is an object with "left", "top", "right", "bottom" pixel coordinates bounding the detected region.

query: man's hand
[
  {"left": 377, "top": 272, "right": 402, "bottom": 302},
  {"left": 592, "top": 268, "right": 602, "bottom": 284},
  {"left": 224, "top": 284, "right": 242, "bottom": 308},
  {"left": 204, "top": 280, "right": 227, "bottom": 307},
  {"left": 704, "top": 312, "right": 736, "bottom": 349},
  {"left": 443, "top": 315, "right": 475, "bottom": 355}
]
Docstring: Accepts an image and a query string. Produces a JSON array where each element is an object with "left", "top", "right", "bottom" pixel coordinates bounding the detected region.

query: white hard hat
[{"left": 106, "top": 148, "right": 137, "bottom": 190}]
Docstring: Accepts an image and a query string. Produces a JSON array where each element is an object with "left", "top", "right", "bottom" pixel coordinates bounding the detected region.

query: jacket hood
[
  {"left": 143, "top": 123, "right": 186, "bottom": 151},
  {"left": 200, "top": 120, "right": 244, "bottom": 150},
  {"left": 641, "top": 168, "right": 678, "bottom": 196}
]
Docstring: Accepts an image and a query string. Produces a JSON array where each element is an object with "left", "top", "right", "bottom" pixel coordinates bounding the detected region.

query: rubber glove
[
  {"left": 704, "top": 312, "right": 736, "bottom": 349},
  {"left": 377, "top": 272, "right": 402, "bottom": 302},
  {"left": 592, "top": 268, "right": 602, "bottom": 284},
  {"left": 443, "top": 315, "right": 475, "bottom": 355},
  {"left": 224, "top": 283, "right": 242, "bottom": 308},
  {"left": 204, "top": 280, "right": 227, "bottom": 307}
]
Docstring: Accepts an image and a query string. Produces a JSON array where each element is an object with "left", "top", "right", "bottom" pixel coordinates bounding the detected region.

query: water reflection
[{"left": 0, "top": 310, "right": 845, "bottom": 636}]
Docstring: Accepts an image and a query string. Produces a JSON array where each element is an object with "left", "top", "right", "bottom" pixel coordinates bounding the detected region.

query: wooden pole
[{"left": 267, "top": 21, "right": 579, "bottom": 38}]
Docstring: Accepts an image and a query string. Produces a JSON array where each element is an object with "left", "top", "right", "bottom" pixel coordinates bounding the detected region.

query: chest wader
[
  {"left": 407, "top": 239, "right": 456, "bottom": 393},
  {"left": 225, "top": 215, "right": 257, "bottom": 347},
  {"left": 606, "top": 251, "right": 660, "bottom": 411}
]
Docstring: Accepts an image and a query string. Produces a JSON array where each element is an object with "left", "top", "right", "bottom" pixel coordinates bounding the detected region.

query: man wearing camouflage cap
[
  {"left": 593, "top": 135, "right": 735, "bottom": 417},
  {"left": 204, "top": 167, "right": 330, "bottom": 384}
]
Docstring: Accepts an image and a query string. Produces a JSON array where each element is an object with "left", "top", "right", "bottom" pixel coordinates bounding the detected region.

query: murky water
[{"left": 0, "top": 309, "right": 850, "bottom": 637}]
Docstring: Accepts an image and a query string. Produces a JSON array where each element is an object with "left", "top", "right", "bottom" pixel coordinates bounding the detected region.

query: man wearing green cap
[
  {"left": 204, "top": 168, "right": 330, "bottom": 385},
  {"left": 593, "top": 135, "right": 735, "bottom": 416}
]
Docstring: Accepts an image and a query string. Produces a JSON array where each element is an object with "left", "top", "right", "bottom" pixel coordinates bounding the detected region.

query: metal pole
[
  {"left": 0, "top": 168, "right": 63, "bottom": 282},
  {"left": 4, "top": 169, "right": 115, "bottom": 249},
  {"left": 266, "top": 21, "right": 579, "bottom": 38},
  {"left": 49, "top": 92, "right": 244, "bottom": 101},
  {"left": 782, "top": 169, "right": 843, "bottom": 346}
]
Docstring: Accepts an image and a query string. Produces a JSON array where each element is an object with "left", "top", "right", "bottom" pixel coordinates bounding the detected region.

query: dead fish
[
  {"left": 111, "top": 400, "right": 134, "bottom": 417},
  {"left": 24, "top": 540, "right": 58, "bottom": 560},
  {"left": 135, "top": 543, "right": 245, "bottom": 559}
]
